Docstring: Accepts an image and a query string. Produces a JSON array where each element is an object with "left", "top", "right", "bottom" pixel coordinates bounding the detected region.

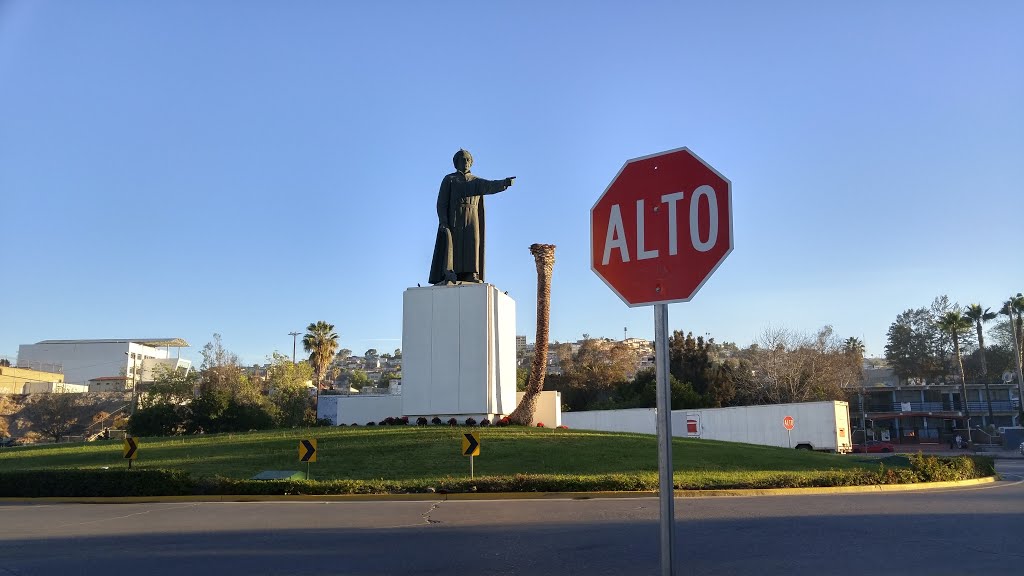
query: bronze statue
[{"left": 429, "top": 149, "right": 515, "bottom": 285}]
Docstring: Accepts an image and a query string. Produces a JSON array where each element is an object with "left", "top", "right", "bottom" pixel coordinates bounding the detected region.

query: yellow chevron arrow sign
[
  {"left": 122, "top": 437, "right": 139, "bottom": 460},
  {"left": 462, "top": 432, "right": 480, "bottom": 456},
  {"left": 299, "top": 438, "right": 317, "bottom": 463}
]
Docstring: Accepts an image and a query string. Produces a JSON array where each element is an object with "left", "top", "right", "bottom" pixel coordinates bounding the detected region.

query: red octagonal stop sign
[{"left": 591, "top": 147, "right": 732, "bottom": 307}]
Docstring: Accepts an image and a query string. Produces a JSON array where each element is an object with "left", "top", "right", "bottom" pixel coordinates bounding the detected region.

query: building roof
[{"left": 35, "top": 338, "right": 190, "bottom": 347}]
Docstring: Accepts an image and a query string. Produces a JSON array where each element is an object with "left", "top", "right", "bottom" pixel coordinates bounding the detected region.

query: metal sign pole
[
  {"left": 654, "top": 303, "right": 676, "bottom": 576},
  {"left": 471, "top": 454, "right": 474, "bottom": 479}
]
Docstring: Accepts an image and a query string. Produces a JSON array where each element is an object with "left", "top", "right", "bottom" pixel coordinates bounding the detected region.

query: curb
[{"left": 0, "top": 476, "right": 998, "bottom": 504}]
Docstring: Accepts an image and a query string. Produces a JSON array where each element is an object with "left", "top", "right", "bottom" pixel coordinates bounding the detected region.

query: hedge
[
  {"left": 0, "top": 455, "right": 996, "bottom": 498},
  {"left": 0, "top": 469, "right": 194, "bottom": 498}
]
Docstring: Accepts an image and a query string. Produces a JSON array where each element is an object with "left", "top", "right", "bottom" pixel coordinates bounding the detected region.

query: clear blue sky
[{"left": 2, "top": 1, "right": 1022, "bottom": 367}]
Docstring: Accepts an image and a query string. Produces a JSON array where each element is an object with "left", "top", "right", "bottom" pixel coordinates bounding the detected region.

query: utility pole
[
  {"left": 288, "top": 331, "right": 301, "bottom": 364},
  {"left": 124, "top": 351, "right": 138, "bottom": 417},
  {"left": 859, "top": 390, "right": 867, "bottom": 444}
]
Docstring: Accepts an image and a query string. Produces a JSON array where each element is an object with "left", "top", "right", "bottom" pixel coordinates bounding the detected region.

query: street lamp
[{"left": 288, "top": 331, "right": 301, "bottom": 364}]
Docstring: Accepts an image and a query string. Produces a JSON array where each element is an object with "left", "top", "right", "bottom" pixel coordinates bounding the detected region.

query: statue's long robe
[{"left": 428, "top": 171, "right": 509, "bottom": 285}]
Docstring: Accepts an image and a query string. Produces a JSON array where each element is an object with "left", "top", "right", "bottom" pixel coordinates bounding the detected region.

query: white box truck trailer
[
  {"left": 561, "top": 401, "right": 854, "bottom": 453},
  {"left": 675, "top": 401, "right": 853, "bottom": 453}
]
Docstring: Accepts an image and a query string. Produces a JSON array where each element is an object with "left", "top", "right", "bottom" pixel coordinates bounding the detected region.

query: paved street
[{"left": 1, "top": 461, "right": 1022, "bottom": 576}]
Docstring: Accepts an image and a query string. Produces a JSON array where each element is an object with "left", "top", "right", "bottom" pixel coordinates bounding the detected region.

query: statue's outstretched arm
[{"left": 478, "top": 176, "right": 516, "bottom": 196}]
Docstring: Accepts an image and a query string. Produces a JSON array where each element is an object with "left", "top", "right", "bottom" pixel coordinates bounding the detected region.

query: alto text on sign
[{"left": 591, "top": 147, "right": 732, "bottom": 306}]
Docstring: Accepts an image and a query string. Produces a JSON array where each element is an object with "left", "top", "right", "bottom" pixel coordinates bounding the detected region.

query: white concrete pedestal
[{"left": 401, "top": 283, "right": 516, "bottom": 420}]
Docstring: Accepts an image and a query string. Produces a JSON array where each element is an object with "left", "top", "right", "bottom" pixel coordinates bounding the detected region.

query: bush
[
  {"left": 480, "top": 418, "right": 490, "bottom": 427},
  {"left": 464, "top": 417, "right": 477, "bottom": 426},
  {"left": 447, "top": 418, "right": 458, "bottom": 427},
  {"left": 416, "top": 417, "right": 429, "bottom": 426},
  {"left": 536, "top": 422, "right": 545, "bottom": 428},
  {"left": 378, "top": 420, "right": 388, "bottom": 426},
  {"left": 0, "top": 469, "right": 194, "bottom": 498},
  {"left": 496, "top": 416, "right": 511, "bottom": 427},
  {"left": 218, "top": 400, "right": 276, "bottom": 433},
  {"left": 908, "top": 453, "right": 992, "bottom": 482},
  {"left": 128, "top": 404, "right": 185, "bottom": 437},
  {"left": 400, "top": 416, "right": 410, "bottom": 425},
  {"left": 350, "top": 422, "right": 359, "bottom": 426},
  {"left": 366, "top": 421, "right": 376, "bottom": 426},
  {"left": 383, "top": 417, "right": 395, "bottom": 426},
  {"left": 557, "top": 425, "right": 569, "bottom": 429},
  {"left": 431, "top": 417, "right": 443, "bottom": 425}
]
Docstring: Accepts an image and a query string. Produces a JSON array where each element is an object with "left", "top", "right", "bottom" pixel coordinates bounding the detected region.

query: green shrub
[
  {"left": 128, "top": 404, "right": 186, "bottom": 437},
  {"left": 0, "top": 469, "right": 194, "bottom": 498},
  {"left": 908, "top": 453, "right": 993, "bottom": 482}
]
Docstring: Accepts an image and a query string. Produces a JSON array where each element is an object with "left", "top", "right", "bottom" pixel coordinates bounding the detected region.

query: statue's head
[{"left": 453, "top": 149, "right": 473, "bottom": 173}]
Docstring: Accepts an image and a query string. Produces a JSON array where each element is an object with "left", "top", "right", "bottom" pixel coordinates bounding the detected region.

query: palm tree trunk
[
  {"left": 508, "top": 244, "right": 556, "bottom": 426},
  {"left": 315, "top": 374, "right": 321, "bottom": 419},
  {"left": 977, "top": 325, "right": 994, "bottom": 422},
  {"left": 954, "top": 339, "right": 972, "bottom": 443},
  {"left": 1017, "top": 309, "right": 1024, "bottom": 378}
]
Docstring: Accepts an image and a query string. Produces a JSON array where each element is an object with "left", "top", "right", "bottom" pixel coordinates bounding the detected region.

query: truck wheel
[{"left": 795, "top": 444, "right": 812, "bottom": 451}]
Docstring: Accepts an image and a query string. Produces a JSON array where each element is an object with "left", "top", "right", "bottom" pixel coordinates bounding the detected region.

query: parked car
[{"left": 852, "top": 440, "right": 895, "bottom": 453}]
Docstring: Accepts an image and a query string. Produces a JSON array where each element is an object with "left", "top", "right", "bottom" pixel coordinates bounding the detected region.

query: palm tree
[
  {"left": 509, "top": 244, "right": 556, "bottom": 426},
  {"left": 303, "top": 321, "right": 339, "bottom": 413},
  {"left": 964, "top": 303, "right": 997, "bottom": 422},
  {"left": 936, "top": 310, "right": 973, "bottom": 442},
  {"left": 1004, "top": 294, "right": 1024, "bottom": 368},
  {"left": 843, "top": 337, "right": 865, "bottom": 357},
  {"left": 841, "top": 336, "right": 866, "bottom": 390},
  {"left": 1002, "top": 294, "right": 1024, "bottom": 420}
]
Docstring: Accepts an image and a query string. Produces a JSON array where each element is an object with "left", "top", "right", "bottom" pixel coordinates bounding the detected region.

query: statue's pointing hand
[{"left": 504, "top": 177, "right": 516, "bottom": 188}]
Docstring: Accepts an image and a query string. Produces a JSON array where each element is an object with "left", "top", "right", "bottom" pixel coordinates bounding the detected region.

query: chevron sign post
[
  {"left": 123, "top": 437, "right": 139, "bottom": 469},
  {"left": 299, "top": 438, "right": 317, "bottom": 479}
]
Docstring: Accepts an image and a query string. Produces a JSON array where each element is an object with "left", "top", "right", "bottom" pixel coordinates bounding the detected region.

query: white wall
[
  {"left": 515, "top": 391, "right": 561, "bottom": 426},
  {"left": 141, "top": 357, "right": 192, "bottom": 381},
  {"left": 318, "top": 394, "right": 404, "bottom": 426},
  {"left": 21, "top": 382, "right": 89, "bottom": 394},
  {"left": 562, "top": 408, "right": 657, "bottom": 434},
  {"left": 493, "top": 288, "right": 517, "bottom": 415}
]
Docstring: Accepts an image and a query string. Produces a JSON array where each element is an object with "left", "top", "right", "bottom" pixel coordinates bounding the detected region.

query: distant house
[{"left": 88, "top": 376, "right": 134, "bottom": 393}]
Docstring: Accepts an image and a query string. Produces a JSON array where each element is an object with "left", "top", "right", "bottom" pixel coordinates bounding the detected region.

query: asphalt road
[{"left": 2, "top": 461, "right": 1022, "bottom": 576}]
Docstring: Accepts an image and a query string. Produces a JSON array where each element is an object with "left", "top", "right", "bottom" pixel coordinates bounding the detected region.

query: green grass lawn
[{"left": 0, "top": 426, "right": 895, "bottom": 489}]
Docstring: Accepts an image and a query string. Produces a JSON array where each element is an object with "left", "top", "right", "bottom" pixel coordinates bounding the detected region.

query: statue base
[{"left": 401, "top": 283, "right": 516, "bottom": 420}]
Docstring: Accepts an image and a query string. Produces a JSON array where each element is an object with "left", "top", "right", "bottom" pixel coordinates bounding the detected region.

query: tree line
[
  {"left": 884, "top": 293, "right": 1024, "bottom": 386},
  {"left": 129, "top": 324, "right": 341, "bottom": 436},
  {"left": 535, "top": 327, "right": 862, "bottom": 412}
]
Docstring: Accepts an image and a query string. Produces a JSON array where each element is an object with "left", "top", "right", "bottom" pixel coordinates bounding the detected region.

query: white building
[
  {"left": 516, "top": 335, "right": 527, "bottom": 354},
  {"left": 17, "top": 338, "right": 192, "bottom": 385}
]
